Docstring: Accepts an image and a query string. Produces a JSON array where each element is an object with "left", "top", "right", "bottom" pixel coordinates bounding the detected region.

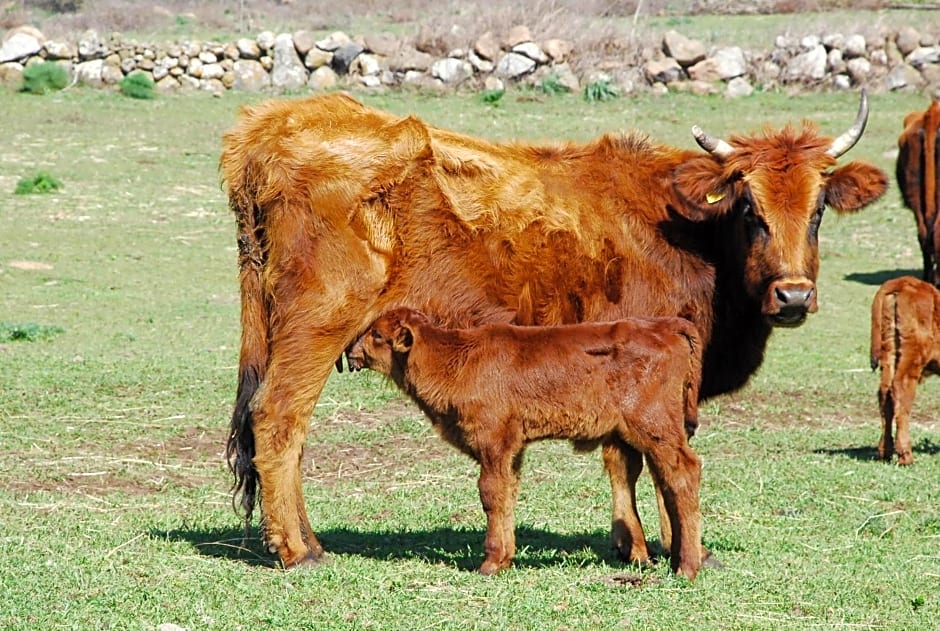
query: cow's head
[
  {"left": 346, "top": 307, "right": 428, "bottom": 376},
  {"left": 672, "top": 91, "right": 888, "bottom": 327}
]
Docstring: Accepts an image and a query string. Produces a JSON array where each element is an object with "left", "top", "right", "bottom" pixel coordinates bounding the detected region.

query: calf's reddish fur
[
  {"left": 870, "top": 276, "right": 940, "bottom": 465},
  {"left": 347, "top": 307, "right": 705, "bottom": 579}
]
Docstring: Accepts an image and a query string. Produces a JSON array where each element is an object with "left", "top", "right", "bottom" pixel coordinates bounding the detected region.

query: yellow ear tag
[{"left": 706, "top": 191, "right": 726, "bottom": 204}]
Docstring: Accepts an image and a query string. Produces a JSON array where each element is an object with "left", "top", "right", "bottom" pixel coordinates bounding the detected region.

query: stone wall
[{"left": 0, "top": 22, "right": 938, "bottom": 97}]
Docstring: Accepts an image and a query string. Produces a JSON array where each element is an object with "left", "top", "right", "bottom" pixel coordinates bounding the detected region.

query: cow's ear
[
  {"left": 825, "top": 161, "right": 888, "bottom": 215},
  {"left": 391, "top": 323, "right": 414, "bottom": 353},
  {"left": 672, "top": 156, "right": 736, "bottom": 220}
]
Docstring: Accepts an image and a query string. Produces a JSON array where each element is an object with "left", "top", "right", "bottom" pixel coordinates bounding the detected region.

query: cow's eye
[
  {"left": 808, "top": 206, "right": 824, "bottom": 238},
  {"left": 370, "top": 330, "right": 383, "bottom": 342}
]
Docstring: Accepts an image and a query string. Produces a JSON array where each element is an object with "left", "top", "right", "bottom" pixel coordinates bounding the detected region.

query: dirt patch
[
  {"left": 3, "top": 425, "right": 227, "bottom": 498},
  {"left": 302, "top": 399, "right": 459, "bottom": 486}
]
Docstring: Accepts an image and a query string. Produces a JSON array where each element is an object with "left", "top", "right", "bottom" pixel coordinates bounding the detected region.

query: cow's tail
[
  {"left": 681, "top": 324, "right": 703, "bottom": 439},
  {"left": 223, "top": 158, "right": 270, "bottom": 535}
]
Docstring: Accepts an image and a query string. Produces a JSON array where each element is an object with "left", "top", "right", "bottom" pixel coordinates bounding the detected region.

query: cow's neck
[{"left": 661, "top": 215, "right": 774, "bottom": 400}]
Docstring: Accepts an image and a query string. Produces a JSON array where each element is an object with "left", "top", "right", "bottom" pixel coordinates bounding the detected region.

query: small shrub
[
  {"left": 20, "top": 61, "right": 69, "bottom": 95},
  {"left": 539, "top": 73, "right": 569, "bottom": 96},
  {"left": 14, "top": 172, "right": 62, "bottom": 195},
  {"left": 480, "top": 88, "right": 505, "bottom": 105},
  {"left": 120, "top": 71, "right": 156, "bottom": 100},
  {"left": 583, "top": 79, "right": 618, "bottom": 102},
  {"left": 0, "top": 322, "right": 64, "bottom": 342}
]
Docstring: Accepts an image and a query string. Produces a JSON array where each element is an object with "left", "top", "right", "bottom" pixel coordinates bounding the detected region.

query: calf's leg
[
  {"left": 890, "top": 371, "right": 920, "bottom": 466},
  {"left": 476, "top": 443, "right": 523, "bottom": 575},
  {"left": 602, "top": 438, "right": 650, "bottom": 564},
  {"left": 877, "top": 379, "right": 895, "bottom": 462},
  {"left": 645, "top": 443, "right": 702, "bottom": 581}
]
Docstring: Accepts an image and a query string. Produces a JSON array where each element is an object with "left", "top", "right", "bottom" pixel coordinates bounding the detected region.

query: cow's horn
[
  {"left": 826, "top": 89, "right": 869, "bottom": 158},
  {"left": 691, "top": 125, "right": 734, "bottom": 159}
]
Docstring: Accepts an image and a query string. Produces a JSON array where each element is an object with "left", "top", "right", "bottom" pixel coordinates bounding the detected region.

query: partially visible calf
[
  {"left": 870, "top": 276, "right": 940, "bottom": 465},
  {"left": 347, "top": 307, "right": 705, "bottom": 580}
]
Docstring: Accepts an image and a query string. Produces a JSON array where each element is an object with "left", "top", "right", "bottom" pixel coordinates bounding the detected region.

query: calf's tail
[
  {"left": 681, "top": 326, "right": 703, "bottom": 439},
  {"left": 870, "top": 288, "right": 898, "bottom": 383}
]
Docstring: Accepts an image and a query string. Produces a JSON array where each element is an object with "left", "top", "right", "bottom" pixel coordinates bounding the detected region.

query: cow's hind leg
[
  {"left": 252, "top": 326, "right": 353, "bottom": 567},
  {"left": 601, "top": 438, "right": 650, "bottom": 564}
]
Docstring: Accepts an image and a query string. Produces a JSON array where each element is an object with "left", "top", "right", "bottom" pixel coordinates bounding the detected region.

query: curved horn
[
  {"left": 826, "top": 89, "right": 869, "bottom": 158},
  {"left": 691, "top": 125, "right": 734, "bottom": 159}
]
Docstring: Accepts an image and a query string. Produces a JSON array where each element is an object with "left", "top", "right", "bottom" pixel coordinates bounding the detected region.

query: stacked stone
[{"left": 0, "top": 23, "right": 938, "bottom": 97}]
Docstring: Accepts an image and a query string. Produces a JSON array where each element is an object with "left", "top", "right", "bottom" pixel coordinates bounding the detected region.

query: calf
[
  {"left": 870, "top": 276, "right": 940, "bottom": 465},
  {"left": 347, "top": 307, "right": 705, "bottom": 580}
]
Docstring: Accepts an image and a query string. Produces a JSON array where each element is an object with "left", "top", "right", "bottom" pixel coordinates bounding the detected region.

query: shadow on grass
[
  {"left": 814, "top": 437, "right": 940, "bottom": 462},
  {"left": 843, "top": 269, "right": 921, "bottom": 287},
  {"left": 157, "top": 524, "right": 652, "bottom": 572}
]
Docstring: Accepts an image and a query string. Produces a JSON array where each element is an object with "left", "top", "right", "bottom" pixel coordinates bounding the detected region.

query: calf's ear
[
  {"left": 824, "top": 161, "right": 888, "bottom": 215},
  {"left": 671, "top": 156, "right": 736, "bottom": 221},
  {"left": 391, "top": 323, "right": 414, "bottom": 353}
]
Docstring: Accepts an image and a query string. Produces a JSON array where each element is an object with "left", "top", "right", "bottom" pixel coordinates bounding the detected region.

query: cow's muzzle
[{"left": 764, "top": 278, "right": 817, "bottom": 327}]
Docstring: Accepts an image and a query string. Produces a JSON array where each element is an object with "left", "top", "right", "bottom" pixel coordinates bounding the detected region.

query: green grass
[
  {"left": 14, "top": 171, "right": 63, "bottom": 195},
  {"left": 0, "top": 83, "right": 938, "bottom": 630}
]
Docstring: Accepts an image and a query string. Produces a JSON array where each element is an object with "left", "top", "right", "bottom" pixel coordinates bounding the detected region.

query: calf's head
[
  {"left": 672, "top": 91, "right": 888, "bottom": 327},
  {"left": 346, "top": 307, "right": 427, "bottom": 376}
]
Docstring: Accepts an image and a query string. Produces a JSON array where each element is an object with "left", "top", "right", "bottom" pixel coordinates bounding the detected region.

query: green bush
[
  {"left": 20, "top": 61, "right": 69, "bottom": 95},
  {"left": 539, "top": 73, "right": 569, "bottom": 96},
  {"left": 0, "top": 322, "right": 64, "bottom": 342},
  {"left": 120, "top": 71, "right": 156, "bottom": 100},
  {"left": 480, "top": 88, "right": 505, "bottom": 105},
  {"left": 14, "top": 172, "right": 62, "bottom": 195},
  {"left": 583, "top": 78, "right": 618, "bottom": 102}
]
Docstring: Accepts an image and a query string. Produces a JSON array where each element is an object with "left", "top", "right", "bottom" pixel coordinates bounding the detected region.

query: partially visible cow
[
  {"left": 347, "top": 307, "right": 705, "bottom": 579},
  {"left": 220, "top": 91, "right": 888, "bottom": 568},
  {"left": 870, "top": 276, "right": 940, "bottom": 465},
  {"left": 896, "top": 99, "right": 940, "bottom": 285}
]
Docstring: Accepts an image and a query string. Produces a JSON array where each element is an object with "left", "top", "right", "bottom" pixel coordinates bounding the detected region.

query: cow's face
[{"left": 672, "top": 92, "right": 888, "bottom": 327}]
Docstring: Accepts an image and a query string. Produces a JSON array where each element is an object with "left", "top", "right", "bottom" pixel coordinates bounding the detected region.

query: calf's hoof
[
  {"left": 614, "top": 543, "right": 651, "bottom": 566},
  {"left": 479, "top": 559, "right": 511, "bottom": 576},
  {"left": 283, "top": 550, "right": 329, "bottom": 569},
  {"left": 897, "top": 452, "right": 914, "bottom": 466}
]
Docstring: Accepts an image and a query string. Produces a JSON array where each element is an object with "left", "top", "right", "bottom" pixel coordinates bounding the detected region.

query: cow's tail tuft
[{"left": 223, "top": 157, "right": 270, "bottom": 536}]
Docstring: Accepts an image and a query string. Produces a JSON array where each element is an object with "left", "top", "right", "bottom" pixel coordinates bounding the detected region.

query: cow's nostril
[{"left": 776, "top": 285, "right": 814, "bottom": 306}]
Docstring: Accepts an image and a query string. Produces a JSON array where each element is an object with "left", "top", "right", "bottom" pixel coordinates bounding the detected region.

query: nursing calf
[
  {"left": 347, "top": 307, "right": 704, "bottom": 579},
  {"left": 870, "top": 276, "right": 940, "bottom": 465}
]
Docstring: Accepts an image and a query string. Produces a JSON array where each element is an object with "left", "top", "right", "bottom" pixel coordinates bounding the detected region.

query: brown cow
[
  {"left": 346, "top": 307, "right": 704, "bottom": 579},
  {"left": 870, "top": 275, "right": 940, "bottom": 465},
  {"left": 896, "top": 99, "right": 940, "bottom": 285},
  {"left": 220, "top": 91, "right": 887, "bottom": 568}
]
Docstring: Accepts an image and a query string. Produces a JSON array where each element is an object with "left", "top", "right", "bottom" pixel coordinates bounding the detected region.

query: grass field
[{"left": 1, "top": 81, "right": 939, "bottom": 630}]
